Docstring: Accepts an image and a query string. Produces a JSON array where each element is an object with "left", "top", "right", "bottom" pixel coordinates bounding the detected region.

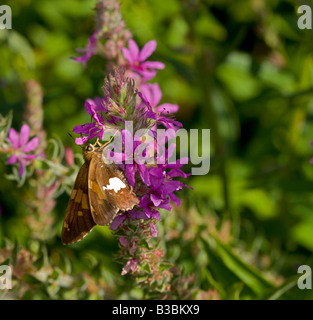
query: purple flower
[
  {"left": 140, "top": 83, "right": 179, "bottom": 114},
  {"left": 121, "top": 258, "right": 138, "bottom": 275},
  {"left": 119, "top": 236, "right": 128, "bottom": 247},
  {"left": 73, "top": 98, "right": 107, "bottom": 145},
  {"left": 7, "top": 124, "right": 40, "bottom": 177},
  {"left": 110, "top": 213, "right": 127, "bottom": 230},
  {"left": 149, "top": 222, "right": 158, "bottom": 238},
  {"left": 137, "top": 195, "right": 161, "bottom": 220},
  {"left": 122, "top": 39, "right": 165, "bottom": 81},
  {"left": 138, "top": 91, "right": 182, "bottom": 130},
  {"left": 71, "top": 37, "right": 190, "bottom": 238},
  {"left": 73, "top": 32, "right": 97, "bottom": 67},
  {"left": 148, "top": 111, "right": 183, "bottom": 130}
]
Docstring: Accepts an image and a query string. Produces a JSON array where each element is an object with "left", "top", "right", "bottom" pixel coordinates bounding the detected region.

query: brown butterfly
[{"left": 61, "top": 138, "right": 139, "bottom": 245}]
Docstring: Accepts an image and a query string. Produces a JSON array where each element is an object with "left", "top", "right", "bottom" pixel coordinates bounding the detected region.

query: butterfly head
[
  {"left": 82, "top": 137, "right": 114, "bottom": 162},
  {"left": 83, "top": 143, "right": 96, "bottom": 162},
  {"left": 85, "top": 144, "right": 95, "bottom": 152}
]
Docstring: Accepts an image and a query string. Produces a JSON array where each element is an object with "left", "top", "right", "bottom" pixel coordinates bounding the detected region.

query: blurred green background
[{"left": 1, "top": 0, "right": 313, "bottom": 299}]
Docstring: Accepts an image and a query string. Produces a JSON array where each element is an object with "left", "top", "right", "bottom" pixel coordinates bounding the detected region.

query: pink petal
[
  {"left": 139, "top": 40, "right": 157, "bottom": 62},
  {"left": 121, "top": 258, "right": 138, "bottom": 275},
  {"left": 157, "top": 200, "right": 172, "bottom": 211},
  {"left": 121, "top": 47, "right": 133, "bottom": 64},
  {"left": 20, "top": 124, "right": 30, "bottom": 147},
  {"left": 6, "top": 155, "right": 17, "bottom": 165},
  {"left": 17, "top": 158, "right": 25, "bottom": 177},
  {"left": 151, "top": 210, "right": 160, "bottom": 220},
  {"left": 151, "top": 83, "right": 162, "bottom": 106},
  {"left": 8, "top": 128, "right": 19, "bottom": 149},
  {"left": 128, "top": 209, "right": 149, "bottom": 220},
  {"left": 149, "top": 222, "right": 158, "bottom": 238},
  {"left": 73, "top": 123, "right": 94, "bottom": 135},
  {"left": 169, "top": 192, "right": 180, "bottom": 206},
  {"left": 72, "top": 32, "right": 97, "bottom": 67},
  {"left": 156, "top": 103, "right": 179, "bottom": 114},
  {"left": 141, "top": 61, "right": 165, "bottom": 70},
  {"left": 84, "top": 99, "right": 97, "bottom": 117},
  {"left": 110, "top": 214, "right": 127, "bottom": 230},
  {"left": 151, "top": 194, "right": 162, "bottom": 206},
  {"left": 87, "top": 32, "right": 97, "bottom": 49},
  {"left": 72, "top": 53, "right": 92, "bottom": 67},
  {"left": 130, "top": 259, "right": 138, "bottom": 272},
  {"left": 78, "top": 130, "right": 99, "bottom": 144},
  {"left": 93, "top": 97, "right": 107, "bottom": 113},
  {"left": 128, "top": 71, "right": 142, "bottom": 83},
  {"left": 75, "top": 136, "right": 89, "bottom": 145},
  {"left": 22, "top": 137, "right": 39, "bottom": 152},
  {"left": 138, "top": 163, "right": 150, "bottom": 185},
  {"left": 125, "top": 164, "right": 135, "bottom": 187},
  {"left": 119, "top": 237, "right": 128, "bottom": 247},
  {"left": 140, "top": 83, "right": 162, "bottom": 107},
  {"left": 23, "top": 154, "right": 38, "bottom": 160},
  {"left": 84, "top": 99, "right": 102, "bottom": 124},
  {"left": 167, "top": 168, "right": 189, "bottom": 178},
  {"left": 128, "top": 39, "right": 140, "bottom": 61},
  {"left": 140, "top": 70, "right": 157, "bottom": 81},
  {"left": 139, "top": 84, "right": 154, "bottom": 106}
]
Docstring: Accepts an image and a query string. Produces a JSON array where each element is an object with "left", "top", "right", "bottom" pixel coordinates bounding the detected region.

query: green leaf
[
  {"left": 159, "top": 263, "right": 172, "bottom": 272},
  {"left": 262, "top": 275, "right": 299, "bottom": 300},
  {"left": 201, "top": 237, "right": 242, "bottom": 288},
  {"left": 139, "top": 239, "right": 151, "bottom": 250},
  {"left": 141, "top": 263, "right": 151, "bottom": 273},
  {"left": 136, "top": 275, "right": 148, "bottom": 283},
  {"left": 224, "top": 282, "right": 244, "bottom": 300},
  {"left": 202, "top": 236, "right": 274, "bottom": 296},
  {"left": 200, "top": 268, "right": 225, "bottom": 297}
]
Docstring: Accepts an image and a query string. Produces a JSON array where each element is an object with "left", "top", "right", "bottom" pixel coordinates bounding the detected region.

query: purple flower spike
[
  {"left": 7, "top": 124, "right": 40, "bottom": 177},
  {"left": 122, "top": 39, "right": 165, "bottom": 81}
]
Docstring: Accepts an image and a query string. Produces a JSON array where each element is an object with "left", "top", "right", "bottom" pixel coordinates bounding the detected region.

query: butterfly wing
[
  {"left": 62, "top": 163, "right": 96, "bottom": 244},
  {"left": 88, "top": 155, "right": 139, "bottom": 226}
]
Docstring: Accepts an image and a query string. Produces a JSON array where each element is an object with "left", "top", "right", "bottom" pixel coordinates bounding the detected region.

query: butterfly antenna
[
  {"left": 93, "top": 138, "right": 101, "bottom": 148},
  {"left": 68, "top": 132, "right": 83, "bottom": 149},
  {"left": 99, "top": 131, "right": 118, "bottom": 151}
]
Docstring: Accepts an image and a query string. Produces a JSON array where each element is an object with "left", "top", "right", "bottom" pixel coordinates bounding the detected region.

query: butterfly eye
[{"left": 86, "top": 145, "right": 93, "bottom": 152}]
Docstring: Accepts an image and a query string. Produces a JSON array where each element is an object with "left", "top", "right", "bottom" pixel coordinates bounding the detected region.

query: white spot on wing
[{"left": 102, "top": 177, "right": 126, "bottom": 193}]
